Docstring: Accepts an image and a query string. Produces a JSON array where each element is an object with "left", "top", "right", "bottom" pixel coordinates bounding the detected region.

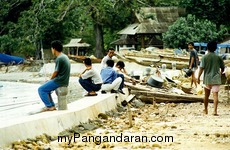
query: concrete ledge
[{"left": 0, "top": 93, "right": 124, "bottom": 148}]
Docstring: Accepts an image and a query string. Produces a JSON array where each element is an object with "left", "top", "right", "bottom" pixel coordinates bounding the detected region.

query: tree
[
  {"left": 148, "top": 0, "right": 179, "bottom": 6},
  {"left": 0, "top": 0, "right": 82, "bottom": 57},
  {"left": 0, "top": 0, "right": 139, "bottom": 58},
  {"left": 163, "top": 14, "right": 227, "bottom": 49},
  {"left": 0, "top": 0, "right": 32, "bottom": 55},
  {"left": 179, "top": 0, "right": 230, "bottom": 30},
  {"left": 72, "top": 0, "right": 139, "bottom": 58}
]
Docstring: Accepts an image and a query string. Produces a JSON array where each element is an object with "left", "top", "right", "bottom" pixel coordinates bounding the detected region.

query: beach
[{"left": 0, "top": 63, "right": 230, "bottom": 149}]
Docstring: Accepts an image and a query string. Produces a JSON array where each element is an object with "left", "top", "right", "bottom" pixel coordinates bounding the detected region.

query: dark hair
[
  {"left": 108, "top": 47, "right": 115, "bottom": 51},
  {"left": 116, "top": 61, "right": 125, "bottom": 68},
  {"left": 207, "top": 41, "right": 217, "bottom": 52},
  {"left": 84, "top": 58, "right": 92, "bottom": 66},
  {"left": 51, "top": 40, "right": 63, "bottom": 52},
  {"left": 106, "top": 59, "right": 114, "bottom": 67},
  {"left": 188, "top": 42, "right": 194, "bottom": 47}
]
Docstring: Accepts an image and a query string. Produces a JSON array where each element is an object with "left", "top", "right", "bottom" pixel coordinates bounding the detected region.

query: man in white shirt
[
  {"left": 101, "top": 47, "right": 115, "bottom": 69},
  {"left": 79, "top": 58, "right": 103, "bottom": 96}
]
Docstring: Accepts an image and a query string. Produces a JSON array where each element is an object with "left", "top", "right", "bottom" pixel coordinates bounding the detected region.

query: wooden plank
[
  {"left": 124, "top": 56, "right": 188, "bottom": 69},
  {"left": 126, "top": 94, "right": 135, "bottom": 102}
]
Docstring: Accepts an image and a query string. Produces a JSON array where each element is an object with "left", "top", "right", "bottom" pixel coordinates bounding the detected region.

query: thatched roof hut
[
  {"left": 113, "top": 7, "right": 185, "bottom": 49},
  {"left": 64, "top": 38, "right": 90, "bottom": 48},
  {"left": 64, "top": 38, "right": 90, "bottom": 56}
]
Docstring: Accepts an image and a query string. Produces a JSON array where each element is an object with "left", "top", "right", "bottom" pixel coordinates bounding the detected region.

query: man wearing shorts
[
  {"left": 188, "top": 42, "right": 198, "bottom": 88},
  {"left": 197, "top": 41, "right": 225, "bottom": 115}
]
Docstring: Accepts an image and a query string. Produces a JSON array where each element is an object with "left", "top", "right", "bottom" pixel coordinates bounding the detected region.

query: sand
[{"left": 1, "top": 64, "right": 230, "bottom": 150}]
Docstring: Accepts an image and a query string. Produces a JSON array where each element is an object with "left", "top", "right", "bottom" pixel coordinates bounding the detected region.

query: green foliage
[
  {"left": 70, "top": 0, "right": 139, "bottom": 58},
  {"left": 163, "top": 14, "right": 227, "bottom": 49},
  {"left": 0, "top": 0, "right": 229, "bottom": 58},
  {"left": 179, "top": 0, "right": 230, "bottom": 28}
]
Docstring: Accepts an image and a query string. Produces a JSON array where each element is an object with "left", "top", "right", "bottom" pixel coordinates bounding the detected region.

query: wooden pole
[{"left": 127, "top": 103, "right": 132, "bottom": 128}]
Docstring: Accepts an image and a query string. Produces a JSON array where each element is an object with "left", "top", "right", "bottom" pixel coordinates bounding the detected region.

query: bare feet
[
  {"left": 203, "top": 109, "right": 208, "bottom": 115},
  {"left": 212, "top": 112, "right": 219, "bottom": 116},
  {"left": 41, "top": 106, "right": 57, "bottom": 112}
]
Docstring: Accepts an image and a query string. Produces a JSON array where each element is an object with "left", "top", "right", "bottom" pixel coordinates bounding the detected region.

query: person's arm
[
  {"left": 51, "top": 71, "right": 58, "bottom": 79},
  {"left": 121, "top": 67, "right": 128, "bottom": 75},
  {"left": 101, "top": 57, "right": 107, "bottom": 69},
  {"left": 80, "top": 66, "right": 92, "bottom": 78},
  {"left": 220, "top": 58, "right": 225, "bottom": 74}
]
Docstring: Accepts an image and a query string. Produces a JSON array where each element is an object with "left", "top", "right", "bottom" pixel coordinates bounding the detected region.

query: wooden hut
[
  {"left": 63, "top": 38, "right": 90, "bottom": 56},
  {"left": 112, "top": 7, "right": 185, "bottom": 49}
]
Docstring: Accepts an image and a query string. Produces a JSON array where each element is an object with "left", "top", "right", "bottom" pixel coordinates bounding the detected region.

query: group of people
[
  {"left": 38, "top": 40, "right": 225, "bottom": 116},
  {"left": 79, "top": 47, "right": 127, "bottom": 96},
  {"left": 38, "top": 43, "right": 130, "bottom": 112},
  {"left": 188, "top": 41, "right": 225, "bottom": 116}
]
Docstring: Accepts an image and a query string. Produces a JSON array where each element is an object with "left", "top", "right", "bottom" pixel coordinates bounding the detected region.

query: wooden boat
[
  {"left": 124, "top": 52, "right": 190, "bottom": 62},
  {"left": 124, "top": 56, "right": 188, "bottom": 70},
  {"left": 68, "top": 55, "right": 101, "bottom": 63},
  {"left": 124, "top": 82, "right": 213, "bottom": 103}
]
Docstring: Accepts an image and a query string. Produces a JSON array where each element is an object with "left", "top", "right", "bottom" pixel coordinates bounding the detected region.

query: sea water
[{"left": 0, "top": 81, "right": 56, "bottom": 122}]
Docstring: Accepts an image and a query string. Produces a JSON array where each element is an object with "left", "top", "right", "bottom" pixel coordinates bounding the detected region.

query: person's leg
[
  {"left": 38, "top": 80, "right": 59, "bottom": 108},
  {"left": 79, "top": 78, "right": 93, "bottom": 92},
  {"left": 190, "top": 74, "right": 194, "bottom": 87},
  {"left": 191, "top": 71, "right": 197, "bottom": 88},
  {"left": 101, "top": 84, "right": 113, "bottom": 91},
  {"left": 48, "top": 93, "right": 55, "bottom": 107},
  {"left": 212, "top": 92, "right": 219, "bottom": 115},
  {"left": 117, "top": 73, "right": 124, "bottom": 90},
  {"left": 111, "top": 77, "right": 122, "bottom": 90},
  {"left": 192, "top": 72, "right": 197, "bottom": 87},
  {"left": 204, "top": 87, "right": 211, "bottom": 114},
  {"left": 93, "top": 84, "right": 101, "bottom": 92},
  {"left": 211, "top": 85, "right": 220, "bottom": 115}
]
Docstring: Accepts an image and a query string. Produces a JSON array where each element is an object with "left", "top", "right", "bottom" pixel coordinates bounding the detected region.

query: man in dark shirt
[
  {"left": 188, "top": 42, "right": 198, "bottom": 88},
  {"left": 197, "top": 41, "right": 225, "bottom": 115},
  {"left": 38, "top": 40, "right": 71, "bottom": 112}
]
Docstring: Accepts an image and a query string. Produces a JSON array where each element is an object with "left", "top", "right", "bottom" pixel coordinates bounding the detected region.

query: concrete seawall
[{"left": 0, "top": 93, "right": 125, "bottom": 148}]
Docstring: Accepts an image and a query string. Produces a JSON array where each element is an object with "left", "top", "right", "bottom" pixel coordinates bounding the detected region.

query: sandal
[{"left": 85, "top": 93, "right": 98, "bottom": 96}]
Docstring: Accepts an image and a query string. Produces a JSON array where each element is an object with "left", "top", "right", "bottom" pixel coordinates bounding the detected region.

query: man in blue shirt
[{"left": 100, "top": 59, "right": 122, "bottom": 93}]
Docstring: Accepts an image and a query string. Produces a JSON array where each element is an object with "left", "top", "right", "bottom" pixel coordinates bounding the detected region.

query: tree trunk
[{"left": 94, "top": 23, "right": 104, "bottom": 59}]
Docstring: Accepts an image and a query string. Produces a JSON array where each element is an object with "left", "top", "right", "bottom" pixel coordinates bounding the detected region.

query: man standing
[
  {"left": 188, "top": 42, "right": 199, "bottom": 88},
  {"left": 197, "top": 41, "right": 225, "bottom": 116},
  {"left": 38, "top": 40, "right": 71, "bottom": 112},
  {"left": 79, "top": 58, "right": 102, "bottom": 96}
]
